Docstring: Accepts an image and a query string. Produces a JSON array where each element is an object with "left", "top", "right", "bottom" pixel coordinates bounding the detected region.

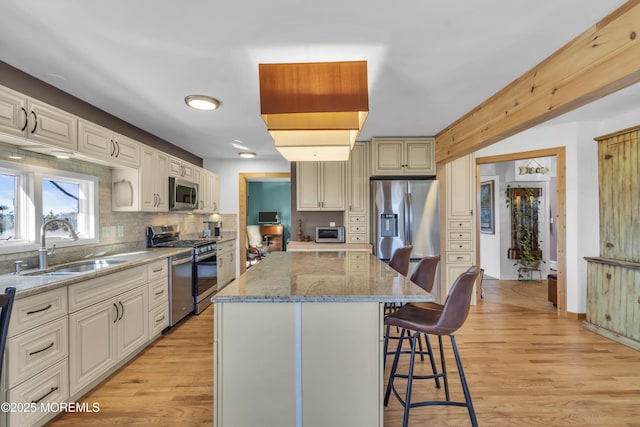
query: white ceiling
[{"left": 0, "top": 0, "right": 634, "bottom": 161}]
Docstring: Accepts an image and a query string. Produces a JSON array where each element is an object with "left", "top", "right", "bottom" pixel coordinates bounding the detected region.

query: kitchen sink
[{"left": 23, "top": 259, "right": 128, "bottom": 276}]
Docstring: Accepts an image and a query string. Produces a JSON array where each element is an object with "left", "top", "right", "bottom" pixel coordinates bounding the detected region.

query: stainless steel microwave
[
  {"left": 169, "top": 177, "right": 199, "bottom": 210},
  {"left": 315, "top": 226, "right": 345, "bottom": 243}
]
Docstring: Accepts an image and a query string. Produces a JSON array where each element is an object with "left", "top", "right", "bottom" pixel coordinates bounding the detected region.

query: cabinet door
[
  {"left": 78, "top": 120, "right": 113, "bottom": 161},
  {"left": 27, "top": 99, "right": 77, "bottom": 151},
  {"left": 140, "top": 146, "right": 157, "bottom": 211},
  {"left": 320, "top": 161, "right": 346, "bottom": 210},
  {"left": 0, "top": 85, "right": 28, "bottom": 138},
  {"left": 69, "top": 300, "right": 117, "bottom": 394},
  {"left": 297, "top": 162, "right": 321, "bottom": 210},
  {"left": 113, "top": 133, "right": 141, "bottom": 168},
  {"left": 446, "top": 154, "right": 474, "bottom": 217},
  {"left": 211, "top": 172, "right": 220, "bottom": 213},
  {"left": 154, "top": 151, "right": 169, "bottom": 211},
  {"left": 373, "top": 140, "right": 403, "bottom": 174},
  {"left": 117, "top": 287, "right": 149, "bottom": 360},
  {"left": 405, "top": 140, "right": 435, "bottom": 174},
  {"left": 169, "top": 156, "right": 184, "bottom": 177},
  {"left": 347, "top": 143, "right": 368, "bottom": 214}
]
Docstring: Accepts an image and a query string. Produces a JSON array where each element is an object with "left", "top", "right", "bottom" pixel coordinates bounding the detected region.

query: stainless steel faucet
[{"left": 38, "top": 218, "right": 79, "bottom": 270}]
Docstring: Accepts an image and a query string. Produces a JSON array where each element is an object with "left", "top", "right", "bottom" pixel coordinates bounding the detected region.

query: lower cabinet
[
  {"left": 217, "top": 240, "right": 236, "bottom": 289},
  {"left": 69, "top": 285, "right": 148, "bottom": 395}
]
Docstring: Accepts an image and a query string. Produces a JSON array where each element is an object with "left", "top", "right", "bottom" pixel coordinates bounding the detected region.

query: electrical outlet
[{"left": 330, "top": 222, "right": 336, "bottom": 227}]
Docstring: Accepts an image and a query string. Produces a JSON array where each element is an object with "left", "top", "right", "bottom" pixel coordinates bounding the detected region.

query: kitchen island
[{"left": 212, "top": 251, "right": 434, "bottom": 427}]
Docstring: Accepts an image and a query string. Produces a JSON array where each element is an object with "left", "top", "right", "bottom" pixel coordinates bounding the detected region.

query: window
[
  {"left": 0, "top": 160, "right": 98, "bottom": 254},
  {"left": 0, "top": 173, "right": 16, "bottom": 241}
]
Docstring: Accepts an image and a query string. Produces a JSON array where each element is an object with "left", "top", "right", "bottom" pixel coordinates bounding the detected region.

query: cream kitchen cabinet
[
  {"left": 111, "top": 144, "right": 169, "bottom": 212},
  {"left": 443, "top": 154, "right": 476, "bottom": 303},
  {"left": 4, "top": 287, "right": 69, "bottom": 427},
  {"left": 217, "top": 240, "right": 236, "bottom": 289},
  {"left": 195, "top": 167, "right": 220, "bottom": 214},
  {"left": 371, "top": 137, "right": 435, "bottom": 175},
  {"left": 296, "top": 161, "right": 346, "bottom": 211},
  {"left": 78, "top": 119, "right": 140, "bottom": 168},
  {"left": 346, "top": 142, "right": 370, "bottom": 243},
  {"left": 0, "top": 84, "right": 77, "bottom": 152},
  {"left": 147, "top": 259, "right": 169, "bottom": 338},
  {"left": 169, "top": 156, "right": 195, "bottom": 181},
  {"left": 68, "top": 265, "right": 149, "bottom": 395}
]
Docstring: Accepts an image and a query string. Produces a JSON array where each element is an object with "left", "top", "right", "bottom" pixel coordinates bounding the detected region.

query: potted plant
[{"left": 506, "top": 186, "right": 543, "bottom": 278}]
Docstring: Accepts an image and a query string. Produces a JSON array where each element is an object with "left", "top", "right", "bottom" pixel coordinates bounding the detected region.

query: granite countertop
[
  {"left": 0, "top": 248, "right": 192, "bottom": 299},
  {"left": 286, "top": 241, "right": 372, "bottom": 252},
  {"left": 213, "top": 251, "right": 433, "bottom": 303}
]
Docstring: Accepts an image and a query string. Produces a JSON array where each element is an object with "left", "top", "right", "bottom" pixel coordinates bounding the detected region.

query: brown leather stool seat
[{"left": 384, "top": 267, "right": 480, "bottom": 427}]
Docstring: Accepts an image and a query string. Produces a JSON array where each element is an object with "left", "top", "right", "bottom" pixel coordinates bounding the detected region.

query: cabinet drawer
[
  {"left": 9, "top": 287, "right": 68, "bottom": 337},
  {"left": 149, "top": 277, "right": 169, "bottom": 309},
  {"left": 217, "top": 240, "right": 234, "bottom": 254},
  {"left": 149, "top": 303, "right": 169, "bottom": 338},
  {"left": 349, "top": 224, "right": 367, "bottom": 233},
  {"left": 7, "top": 359, "right": 69, "bottom": 427},
  {"left": 147, "top": 259, "right": 168, "bottom": 282},
  {"left": 447, "top": 241, "right": 473, "bottom": 251},
  {"left": 448, "top": 231, "right": 472, "bottom": 240},
  {"left": 348, "top": 234, "right": 367, "bottom": 243},
  {"left": 349, "top": 215, "right": 366, "bottom": 224},
  {"left": 68, "top": 265, "right": 147, "bottom": 312},
  {"left": 446, "top": 252, "right": 473, "bottom": 263},
  {"left": 7, "top": 317, "right": 68, "bottom": 388},
  {"left": 448, "top": 219, "right": 473, "bottom": 230}
]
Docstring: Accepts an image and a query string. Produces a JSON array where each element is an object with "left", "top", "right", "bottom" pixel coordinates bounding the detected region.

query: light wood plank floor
[{"left": 48, "top": 278, "right": 640, "bottom": 426}]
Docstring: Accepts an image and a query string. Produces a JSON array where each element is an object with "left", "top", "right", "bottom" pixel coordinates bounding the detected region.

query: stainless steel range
[{"left": 147, "top": 225, "right": 218, "bottom": 324}]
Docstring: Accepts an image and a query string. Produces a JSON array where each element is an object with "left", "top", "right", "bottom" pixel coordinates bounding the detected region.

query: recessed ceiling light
[
  {"left": 239, "top": 152, "right": 256, "bottom": 158},
  {"left": 184, "top": 95, "right": 220, "bottom": 111},
  {"left": 7, "top": 153, "right": 23, "bottom": 160}
]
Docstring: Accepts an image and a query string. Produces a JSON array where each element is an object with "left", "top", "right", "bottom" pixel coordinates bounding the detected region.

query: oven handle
[
  {"left": 197, "top": 251, "right": 217, "bottom": 262},
  {"left": 172, "top": 256, "right": 193, "bottom": 266}
]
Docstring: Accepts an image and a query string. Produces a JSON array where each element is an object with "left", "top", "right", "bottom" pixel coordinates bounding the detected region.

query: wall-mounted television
[{"left": 258, "top": 211, "right": 279, "bottom": 224}]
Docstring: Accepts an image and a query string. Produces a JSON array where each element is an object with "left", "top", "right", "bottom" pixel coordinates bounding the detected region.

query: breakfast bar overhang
[{"left": 212, "top": 251, "right": 434, "bottom": 427}]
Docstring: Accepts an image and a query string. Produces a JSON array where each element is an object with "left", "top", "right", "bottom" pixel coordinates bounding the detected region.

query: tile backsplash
[{"left": 0, "top": 142, "right": 235, "bottom": 274}]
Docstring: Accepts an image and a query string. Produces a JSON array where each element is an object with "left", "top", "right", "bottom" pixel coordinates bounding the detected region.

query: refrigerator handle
[{"left": 406, "top": 193, "right": 413, "bottom": 246}]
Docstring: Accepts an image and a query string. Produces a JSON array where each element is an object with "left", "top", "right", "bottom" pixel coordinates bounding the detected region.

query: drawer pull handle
[
  {"left": 153, "top": 267, "right": 163, "bottom": 272},
  {"left": 155, "top": 290, "right": 165, "bottom": 296},
  {"left": 456, "top": 256, "right": 464, "bottom": 260},
  {"left": 118, "top": 301, "right": 125, "bottom": 321},
  {"left": 113, "top": 303, "right": 119, "bottom": 323},
  {"left": 29, "top": 342, "right": 54, "bottom": 356},
  {"left": 27, "top": 304, "right": 52, "bottom": 315},
  {"left": 32, "top": 386, "right": 58, "bottom": 404},
  {"left": 156, "top": 315, "right": 165, "bottom": 323}
]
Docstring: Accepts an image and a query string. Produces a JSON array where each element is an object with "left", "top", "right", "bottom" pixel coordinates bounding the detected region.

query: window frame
[{"left": 0, "top": 160, "right": 99, "bottom": 255}]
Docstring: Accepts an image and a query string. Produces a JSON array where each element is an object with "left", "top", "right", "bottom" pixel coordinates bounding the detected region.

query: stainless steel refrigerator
[{"left": 371, "top": 179, "right": 440, "bottom": 261}]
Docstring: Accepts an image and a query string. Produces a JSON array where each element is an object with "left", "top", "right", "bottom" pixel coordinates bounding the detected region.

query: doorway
[
  {"left": 238, "top": 172, "right": 290, "bottom": 274},
  {"left": 476, "top": 147, "right": 567, "bottom": 318}
]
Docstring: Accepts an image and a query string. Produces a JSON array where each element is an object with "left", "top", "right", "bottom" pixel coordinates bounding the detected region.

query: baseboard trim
[{"left": 567, "top": 311, "right": 586, "bottom": 320}]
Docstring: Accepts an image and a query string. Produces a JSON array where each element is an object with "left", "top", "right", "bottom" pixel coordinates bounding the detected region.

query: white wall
[
  {"left": 479, "top": 172, "right": 501, "bottom": 278},
  {"left": 476, "top": 122, "right": 592, "bottom": 312}
]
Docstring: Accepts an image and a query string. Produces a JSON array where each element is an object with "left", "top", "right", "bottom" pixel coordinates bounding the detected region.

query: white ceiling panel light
[
  {"left": 239, "top": 152, "right": 256, "bottom": 158},
  {"left": 184, "top": 95, "right": 221, "bottom": 111}
]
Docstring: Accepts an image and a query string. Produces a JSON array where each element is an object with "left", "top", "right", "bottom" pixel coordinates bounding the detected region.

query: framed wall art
[{"left": 480, "top": 180, "right": 495, "bottom": 234}]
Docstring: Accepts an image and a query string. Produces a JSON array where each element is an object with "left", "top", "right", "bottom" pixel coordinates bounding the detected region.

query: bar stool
[
  {"left": 0, "top": 287, "right": 16, "bottom": 381},
  {"left": 384, "top": 255, "right": 442, "bottom": 387},
  {"left": 384, "top": 267, "right": 480, "bottom": 427}
]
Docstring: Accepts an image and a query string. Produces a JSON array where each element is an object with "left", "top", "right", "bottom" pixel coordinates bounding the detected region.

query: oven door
[{"left": 194, "top": 251, "right": 217, "bottom": 314}]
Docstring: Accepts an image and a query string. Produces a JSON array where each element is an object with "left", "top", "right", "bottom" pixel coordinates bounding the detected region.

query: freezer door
[
  {"left": 372, "top": 180, "right": 408, "bottom": 260},
  {"left": 407, "top": 180, "right": 440, "bottom": 258}
]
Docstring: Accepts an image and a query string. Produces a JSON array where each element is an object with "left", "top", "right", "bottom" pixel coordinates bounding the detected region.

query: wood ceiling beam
[{"left": 435, "top": 0, "right": 640, "bottom": 163}]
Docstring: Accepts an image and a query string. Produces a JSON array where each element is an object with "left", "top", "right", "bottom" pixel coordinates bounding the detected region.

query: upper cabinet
[
  {"left": 78, "top": 120, "right": 140, "bottom": 168},
  {"left": 371, "top": 137, "right": 435, "bottom": 175},
  {"left": 112, "top": 145, "right": 168, "bottom": 212},
  {"left": 194, "top": 167, "right": 220, "bottom": 214},
  {"left": 296, "top": 161, "right": 346, "bottom": 211},
  {"left": 169, "top": 156, "right": 195, "bottom": 182},
  {"left": 0, "top": 84, "right": 77, "bottom": 152}
]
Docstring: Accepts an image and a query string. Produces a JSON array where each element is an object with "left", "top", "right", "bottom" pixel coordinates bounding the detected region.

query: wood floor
[{"left": 47, "top": 278, "right": 640, "bottom": 426}]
